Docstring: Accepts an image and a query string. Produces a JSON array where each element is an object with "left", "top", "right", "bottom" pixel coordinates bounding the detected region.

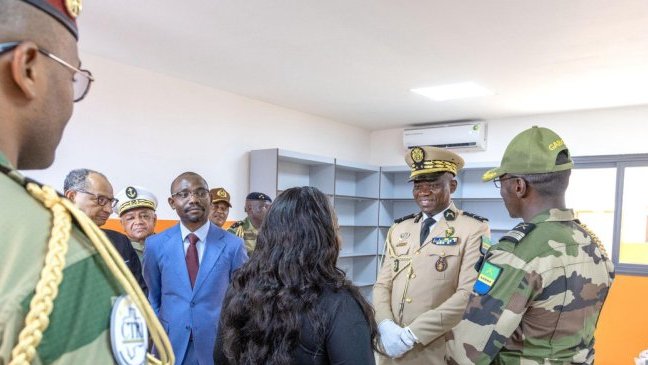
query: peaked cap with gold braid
[{"left": 405, "top": 146, "right": 465, "bottom": 181}]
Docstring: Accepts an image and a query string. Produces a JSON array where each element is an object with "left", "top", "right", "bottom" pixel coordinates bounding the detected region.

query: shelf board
[
  {"left": 352, "top": 281, "right": 376, "bottom": 288},
  {"left": 335, "top": 160, "right": 380, "bottom": 172},
  {"left": 339, "top": 225, "right": 379, "bottom": 228},
  {"left": 456, "top": 197, "right": 503, "bottom": 202},
  {"left": 334, "top": 194, "right": 379, "bottom": 201},
  {"left": 339, "top": 251, "right": 378, "bottom": 258},
  {"left": 277, "top": 149, "right": 334, "bottom": 165}
]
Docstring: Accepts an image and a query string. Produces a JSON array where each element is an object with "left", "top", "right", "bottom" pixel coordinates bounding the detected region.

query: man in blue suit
[{"left": 144, "top": 172, "right": 248, "bottom": 365}]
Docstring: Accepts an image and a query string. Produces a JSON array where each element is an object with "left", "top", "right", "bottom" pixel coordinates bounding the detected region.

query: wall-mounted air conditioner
[{"left": 403, "top": 121, "right": 487, "bottom": 151}]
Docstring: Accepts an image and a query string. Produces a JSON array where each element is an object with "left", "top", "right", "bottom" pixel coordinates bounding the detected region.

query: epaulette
[
  {"left": 229, "top": 220, "right": 244, "bottom": 229},
  {"left": 576, "top": 221, "right": 609, "bottom": 260},
  {"left": 462, "top": 211, "right": 489, "bottom": 222},
  {"left": 394, "top": 213, "right": 417, "bottom": 224},
  {"left": 500, "top": 222, "right": 535, "bottom": 244}
]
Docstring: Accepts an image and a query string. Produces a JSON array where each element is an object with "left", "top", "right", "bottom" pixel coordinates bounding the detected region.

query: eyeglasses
[
  {"left": 76, "top": 190, "right": 119, "bottom": 207},
  {"left": 0, "top": 41, "right": 94, "bottom": 102},
  {"left": 493, "top": 175, "right": 520, "bottom": 188},
  {"left": 171, "top": 188, "right": 210, "bottom": 200}
]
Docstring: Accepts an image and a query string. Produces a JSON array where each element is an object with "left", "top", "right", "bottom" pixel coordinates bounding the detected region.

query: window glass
[
  {"left": 619, "top": 166, "right": 648, "bottom": 265},
  {"left": 566, "top": 168, "right": 616, "bottom": 256}
]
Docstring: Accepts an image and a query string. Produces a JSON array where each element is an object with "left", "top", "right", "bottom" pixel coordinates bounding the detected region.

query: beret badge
[{"left": 65, "top": 0, "right": 82, "bottom": 18}]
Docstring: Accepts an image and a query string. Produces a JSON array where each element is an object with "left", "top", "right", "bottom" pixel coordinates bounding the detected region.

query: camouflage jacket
[
  {"left": 227, "top": 217, "right": 257, "bottom": 255},
  {"left": 446, "top": 208, "right": 614, "bottom": 365}
]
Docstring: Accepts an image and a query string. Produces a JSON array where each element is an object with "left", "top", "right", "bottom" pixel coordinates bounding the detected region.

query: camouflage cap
[
  {"left": 482, "top": 126, "right": 573, "bottom": 181},
  {"left": 21, "top": 0, "right": 83, "bottom": 39},
  {"left": 405, "top": 146, "right": 464, "bottom": 181},
  {"left": 210, "top": 187, "right": 232, "bottom": 208}
]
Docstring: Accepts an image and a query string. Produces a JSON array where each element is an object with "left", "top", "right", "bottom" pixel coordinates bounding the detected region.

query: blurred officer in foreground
[
  {"left": 0, "top": 1, "right": 173, "bottom": 363},
  {"left": 209, "top": 187, "right": 231, "bottom": 227},
  {"left": 446, "top": 126, "right": 615, "bottom": 364},
  {"left": 228, "top": 192, "right": 272, "bottom": 255},
  {"left": 115, "top": 185, "right": 159, "bottom": 261},
  {"left": 373, "top": 146, "right": 490, "bottom": 364}
]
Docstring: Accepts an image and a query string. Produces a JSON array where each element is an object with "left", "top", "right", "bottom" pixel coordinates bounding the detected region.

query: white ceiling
[{"left": 78, "top": 0, "right": 648, "bottom": 131}]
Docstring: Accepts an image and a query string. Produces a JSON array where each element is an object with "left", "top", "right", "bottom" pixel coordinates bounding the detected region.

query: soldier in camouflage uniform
[
  {"left": 0, "top": 1, "right": 172, "bottom": 363},
  {"left": 446, "top": 126, "right": 615, "bottom": 365},
  {"left": 228, "top": 192, "right": 272, "bottom": 255},
  {"left": 373, "top": 146, "right": 491, "bottom": 365}
]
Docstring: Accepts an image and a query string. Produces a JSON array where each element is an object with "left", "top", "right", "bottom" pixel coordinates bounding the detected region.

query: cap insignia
[
  {"left": 65, "top": 0, "right": 82, "bottom": 18},
  {"left": 217, "top": 189, "right": 227, "bottom": 197},
  {"left": 125, "top": 186, "right": 138, "bottom": 199},
  {"left": 411, "top": 147, "right": 425, "bottom": 164}
]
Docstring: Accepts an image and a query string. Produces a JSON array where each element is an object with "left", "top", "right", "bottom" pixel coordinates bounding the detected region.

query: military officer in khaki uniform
[
  {"left": 373, "top": 146, "right": 491, "bottom": 365},
  {"left": 228, "top": 192, "right": 272, "bottom": 255}
]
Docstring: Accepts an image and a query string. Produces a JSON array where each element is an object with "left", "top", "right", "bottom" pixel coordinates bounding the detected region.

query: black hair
[{"left": 219, "top": 186, "right": 380, "bottom": 364}]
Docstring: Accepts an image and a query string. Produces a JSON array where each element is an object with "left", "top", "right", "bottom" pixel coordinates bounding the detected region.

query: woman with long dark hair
[{"left": 214, "top": 186, "right": 379, "bottom": 364}]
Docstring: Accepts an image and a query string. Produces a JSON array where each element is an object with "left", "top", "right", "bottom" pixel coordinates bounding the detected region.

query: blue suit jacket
[{"left": 144, "top": 223, "right": 247, "bottom": 365}]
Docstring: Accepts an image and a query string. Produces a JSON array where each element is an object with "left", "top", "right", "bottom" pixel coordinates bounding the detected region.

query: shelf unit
[
  {"left": 250, "top": 150, "right": 381, "bottom": 300},
  {"left": 250, "top": 149, "right": 520, "bottom": 302}
]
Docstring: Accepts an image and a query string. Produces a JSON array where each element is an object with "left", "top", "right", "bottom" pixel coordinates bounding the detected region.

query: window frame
[{"left": 573, "top": 154, "right": 648, "bottom": 276}]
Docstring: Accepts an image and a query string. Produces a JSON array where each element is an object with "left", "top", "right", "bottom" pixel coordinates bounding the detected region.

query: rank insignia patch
[{"left": 474, "top": 261, "right": 502, "bottom": 295}]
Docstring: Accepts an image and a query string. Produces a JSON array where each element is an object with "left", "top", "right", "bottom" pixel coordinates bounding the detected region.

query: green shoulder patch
[
  {"left": 500, "top": 222, "right": 536, "bottom": 244},
  {"left": 473, "top": 261, "right": 502, "bottom": 295}
]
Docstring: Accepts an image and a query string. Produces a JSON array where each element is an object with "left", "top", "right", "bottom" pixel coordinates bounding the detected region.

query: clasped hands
[{"left": 378, "top": 320, "right": 418, "bottom": 358}]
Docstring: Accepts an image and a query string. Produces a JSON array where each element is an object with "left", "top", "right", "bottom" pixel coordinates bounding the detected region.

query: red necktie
[{"left": 186, "top": 233, "right": 199, "bottom": 288}]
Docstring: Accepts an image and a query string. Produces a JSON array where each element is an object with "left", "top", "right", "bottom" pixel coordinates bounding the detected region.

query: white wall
[
  {"left": 27, "top": 53, "right": 371, "bottom": 220},
  {"left": 25, "top": 52, "right": 648, "bottom": 222},
  {"left": 370, "top": 105, "right": 648, "bottom": 166}
]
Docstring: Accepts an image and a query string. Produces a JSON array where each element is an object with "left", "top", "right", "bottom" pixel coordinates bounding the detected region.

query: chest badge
[
  {"left": 435, "top": 255, "right": 448, "bottom": 272},
  {"left": 110, "top": 295, "right": 148, "bottom": 365},
  {"left": 393, "top": 259, "right": 400, "bottom": 272},
  {"left": 432, "top": 236, "right": 458, "bottom": 246}
]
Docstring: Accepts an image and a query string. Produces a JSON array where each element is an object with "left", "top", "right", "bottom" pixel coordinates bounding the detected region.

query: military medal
[{"left": 435, "top": 255, "right": 447, "bottom": 272}]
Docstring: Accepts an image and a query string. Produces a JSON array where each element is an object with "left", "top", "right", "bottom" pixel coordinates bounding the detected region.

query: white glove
[
  {"left": 378, "top": 320, "right": 415, "bottom": 358},
  {"left": 400, "top": 326, "right": 418, "bottom": 347}
]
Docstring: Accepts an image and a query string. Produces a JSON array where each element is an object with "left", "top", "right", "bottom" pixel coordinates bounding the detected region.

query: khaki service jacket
[{"left": 373, "top": 202, "right": 490, "bottom": 365}]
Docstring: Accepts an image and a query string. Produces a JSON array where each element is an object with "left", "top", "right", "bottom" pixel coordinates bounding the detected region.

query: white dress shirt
[{"left": 180, "top": 221, "right": 210, "bottom": 264}]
